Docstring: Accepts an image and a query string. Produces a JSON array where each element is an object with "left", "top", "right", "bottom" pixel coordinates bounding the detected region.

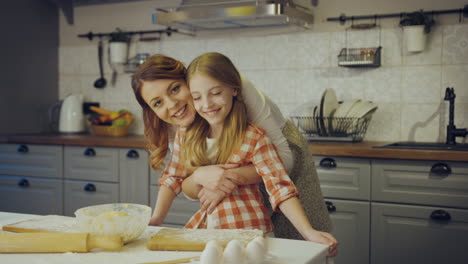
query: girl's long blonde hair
[
  {"left": 184, "top": 52, "right": 248, "bottom": 169},
  {"left": 131, "top": 55, "right": 186, "bottom": 170}
]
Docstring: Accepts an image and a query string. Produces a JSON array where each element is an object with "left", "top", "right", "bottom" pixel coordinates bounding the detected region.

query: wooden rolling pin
[{"left": 0, "top": 232, "right": 123, "bottom": 253}]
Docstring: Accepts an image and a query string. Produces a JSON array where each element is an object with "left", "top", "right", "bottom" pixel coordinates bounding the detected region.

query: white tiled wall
[{"left": 59, "top": 24, "right": 468, "bottom": 143}]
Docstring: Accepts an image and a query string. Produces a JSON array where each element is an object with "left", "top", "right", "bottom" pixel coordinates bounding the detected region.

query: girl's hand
[
  {"left": 198, "top": 187, "right": 227, "bottom": 214},
  {"left": 193, "top": 164, "right": 239, "bottom": 193},
  {"left": 303, "top": 229, "right": 338, "bottom": 257}
]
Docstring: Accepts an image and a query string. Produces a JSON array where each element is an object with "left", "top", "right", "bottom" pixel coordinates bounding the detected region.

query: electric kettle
[{"left": 59, "top": 94, "right": 85, "bottom": 133}]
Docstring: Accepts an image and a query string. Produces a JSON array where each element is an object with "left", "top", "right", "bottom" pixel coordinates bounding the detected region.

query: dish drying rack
[{"left": 291, "top": 114, "right": 374, "bottom": 142}]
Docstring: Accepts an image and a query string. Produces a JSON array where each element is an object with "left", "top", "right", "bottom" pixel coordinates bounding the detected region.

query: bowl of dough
[{"left": 74, "top": 203, "right": 152, "bottom": 243}]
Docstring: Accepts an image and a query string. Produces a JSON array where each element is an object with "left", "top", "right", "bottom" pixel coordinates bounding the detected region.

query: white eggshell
[
  {"left": 223, "top": 239, "right": 245, "bottom": 264},
  {"left": 245, "top": 238, "right": 266, "bottom": 264},
  {"left": 205, "top": 240, "right": 223, "bottom": 254},
  {"left": 201, "top": 241, "right": 223, "bottom": 264}
]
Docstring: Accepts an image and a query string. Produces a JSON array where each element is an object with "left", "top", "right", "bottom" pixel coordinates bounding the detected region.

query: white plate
[
  {"left": 319, "top": 88, "right": 339, "bottom": 135},
  {"left": 346, "top": 101, "right": 378, "bottom": 118},
  {"left": 332, "top": 99, "right": 361, "bottom": 133}
]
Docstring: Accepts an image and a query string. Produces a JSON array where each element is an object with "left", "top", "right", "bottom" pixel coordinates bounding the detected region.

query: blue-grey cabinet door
[
  {"left": 326, "top": 199, "right": 370, "bottom": 264},
  {"left": 119, "top": 148, "right": 149, "bottom": 205},
  {"left": 0, "top": 175, "right": 63, "bottom": 215},
  {"left": 0, "top": 144, "right": 63, "bottom": 179},
  {"left": 64, "top": 180, "right": 118, "bottom": 216},
  {"left": 371, "top": 202, "right": 468, "bottom": 264}
]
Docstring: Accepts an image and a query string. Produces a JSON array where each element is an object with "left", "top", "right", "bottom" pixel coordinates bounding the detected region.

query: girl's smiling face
[
  {"left": 189, "top": 74, "right": 237, "bottom": 137},
  {"left": 140, "top": 79, "right": 196, "bottom": 127}
]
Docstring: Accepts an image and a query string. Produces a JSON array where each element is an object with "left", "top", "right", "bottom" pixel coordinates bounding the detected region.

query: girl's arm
[
  {"left": 278, "top": 197, "right": 338, "bottom": 257},
  {"left": 149, "top": 185, "right": 176, "bottom": 226}
]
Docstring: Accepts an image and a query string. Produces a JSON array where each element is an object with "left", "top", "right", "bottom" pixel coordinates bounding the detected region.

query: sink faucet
[{"left": 444, "top": 87, "right": 467, "bottom": 145}]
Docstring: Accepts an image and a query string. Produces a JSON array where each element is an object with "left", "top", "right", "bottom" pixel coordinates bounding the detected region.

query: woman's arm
[
  {"left": 241, "top": 76, "right": 294, "bottom": 171},
  {"left": 181, "top": 164, "right": 262, "bottom": 199},
  {"left": 149, "top": 185, "right": 176, "bottom": 226}
]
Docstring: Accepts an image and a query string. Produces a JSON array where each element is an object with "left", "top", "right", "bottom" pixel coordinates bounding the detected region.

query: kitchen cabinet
[
  {"left": 0, "top": 144, "right": 152, "bottom": 216},
  {"left": 0, "top": 176, "right": 63, "bottom": 215},
  {"left": 0, "top": 144, "right": 64, "bottom": 215},
  {"left": 371, "top": 159, "right": 468, "bottom": 264},
  {"left": 63, "top": 146, "right": 150, "bottom": 216},
  {"left": 315, "top": 155, "right": 468, "bottom": 264},
  {"left": 315, "top": 156, "right": 371, "bottom": 264},
  {"left": 150, "top": 161, "right": 200, "bottom": 227}
]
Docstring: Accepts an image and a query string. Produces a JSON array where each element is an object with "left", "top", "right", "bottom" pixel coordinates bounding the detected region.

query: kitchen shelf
[{"left": 338, "top": 47, "right": 382, "bottom": 68}]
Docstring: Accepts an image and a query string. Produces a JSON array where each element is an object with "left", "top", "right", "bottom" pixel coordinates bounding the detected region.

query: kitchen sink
[{"left": 375, "top": 142, "right": 468, "bottom": 151}]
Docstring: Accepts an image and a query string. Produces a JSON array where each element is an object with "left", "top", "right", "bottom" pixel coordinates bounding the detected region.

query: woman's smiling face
[
  {"left": 140, "top": 79, "right": 196, "bottom": 127},
  {"left": 189, "top": 74, "right": 237, "bottom": 136}
]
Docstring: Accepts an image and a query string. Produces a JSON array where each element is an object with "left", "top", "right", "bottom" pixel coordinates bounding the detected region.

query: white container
[
  {"left": 403, "top": 25, "right": 427, "bottom": 52},
  {"left": 109, "top": 41, "right": 128, "bottom": 63},
  {"left": 59, "top": 94, "right": 85, "bottom": 133}
]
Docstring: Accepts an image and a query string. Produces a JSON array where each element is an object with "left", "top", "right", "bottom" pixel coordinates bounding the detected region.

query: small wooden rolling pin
[{"left": 0, "top": 232, "right": 123, "bottom": 253}]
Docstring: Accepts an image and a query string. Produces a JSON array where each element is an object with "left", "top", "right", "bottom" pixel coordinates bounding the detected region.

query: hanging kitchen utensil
[
  {"left": 94, "top": 39, "right": 107, "bottom": 89},
  {"left": 108, "top": 42, "right": 118, "bottom": 87}
]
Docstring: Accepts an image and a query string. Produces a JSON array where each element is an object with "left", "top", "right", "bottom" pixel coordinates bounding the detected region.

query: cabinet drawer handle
[
  {"left": 320, "top": 158, "right": 336, "bottom": 169},
  {"left": 430, "top": 209, "right": 451, "bottom": 221},
  {"left": 325, "top": 201, "right": 336, "bottom": 213},
  {"left": 84, "top": 183, "right": 96, "bottom": 192},
  {"left": 430, "top": 163, "right": 452, "bottom": 175},
  {"left": 83, "top": 148, "right": 96, "bottom": 157},
  {"left": 18, "top": 178, "right": 30, "bottom": 188},
  {"left": 17, "top": 145, "right": 29, "bottom": 153},
  {"left": 126, "top": 150, "right": 139, "bottom": 159}
]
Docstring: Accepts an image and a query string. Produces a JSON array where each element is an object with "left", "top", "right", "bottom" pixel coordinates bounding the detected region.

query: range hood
[{"left": 152, "top": 0, "right": 315, "bottom": 31}]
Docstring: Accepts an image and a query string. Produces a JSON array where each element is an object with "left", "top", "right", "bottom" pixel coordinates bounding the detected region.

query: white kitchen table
[{"left": 0, "top": 212, "right": 329, "bottom": 264}]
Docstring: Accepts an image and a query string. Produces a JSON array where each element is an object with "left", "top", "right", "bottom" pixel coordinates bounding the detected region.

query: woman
[{"left": 131, "top": 54, "right": 332, "bottom": 239}]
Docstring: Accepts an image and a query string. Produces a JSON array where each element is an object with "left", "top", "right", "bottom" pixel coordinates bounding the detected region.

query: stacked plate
[{"left": 296, "top": 88, "right": 377, "bottom": 137}]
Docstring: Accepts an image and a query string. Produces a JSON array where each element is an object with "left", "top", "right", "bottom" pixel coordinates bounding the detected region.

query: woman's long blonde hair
[
  {"left": 131, "top": 55, "right": 186, "bottom": 170},
  {"left": 183, "top": 52, "right": 248, "bottom": 170}
]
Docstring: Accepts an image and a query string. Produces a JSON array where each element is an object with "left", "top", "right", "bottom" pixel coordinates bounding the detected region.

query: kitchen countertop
[
  {"left": 0, "top": 212, "right": 329, "bottom": 264},
  {"left": 1, "top": 134, "right": 467, "bottom": 162}
]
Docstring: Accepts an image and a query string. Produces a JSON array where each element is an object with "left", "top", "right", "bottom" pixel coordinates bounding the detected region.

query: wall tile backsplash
[{"left": 59, "top": 24, "right": 468, "bottom": 143}]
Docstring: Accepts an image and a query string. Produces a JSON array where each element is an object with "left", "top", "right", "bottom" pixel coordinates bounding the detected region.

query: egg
[
  {"left": 245, "top": 237, "right": 266, "bottom": 264},
  {"left": 223, "top": 239, "right": 245, "bottom": 264},
  {"left": 200, "top": 240, "right": 223, "bottom": 264}
]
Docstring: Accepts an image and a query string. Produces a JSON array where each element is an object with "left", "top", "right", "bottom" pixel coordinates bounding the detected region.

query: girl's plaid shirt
[{"left": 159, "top": 124, "right": 298, "bottom": 232}]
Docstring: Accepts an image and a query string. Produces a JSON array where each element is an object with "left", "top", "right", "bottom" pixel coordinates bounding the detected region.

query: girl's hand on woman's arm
[
  {"left": 192, "top": 164, "right": 239, "bottom": 193},
  {"left": 198, "top": 188, "right": 227, "bottom": 214}
]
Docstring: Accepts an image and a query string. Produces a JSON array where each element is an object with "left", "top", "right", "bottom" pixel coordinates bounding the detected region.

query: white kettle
[{"left": 59, "top": 94, "right": 85, "bottom": 133}]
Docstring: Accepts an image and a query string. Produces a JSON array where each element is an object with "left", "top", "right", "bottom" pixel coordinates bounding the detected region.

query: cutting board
[
  {"left": 2, "top": 215, "right": 79, "bottom": 233},
  {"left": 147, "top": 228, "right": 263, "bottom": 251}
]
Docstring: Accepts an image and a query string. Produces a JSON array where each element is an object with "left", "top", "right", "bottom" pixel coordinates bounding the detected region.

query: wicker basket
[{"left": 88, "top": 115, "right": 134, "bottom": 137}]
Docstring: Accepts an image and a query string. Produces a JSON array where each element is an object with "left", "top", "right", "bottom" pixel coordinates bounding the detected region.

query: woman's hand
[
  {"left": 193, "top": 164, "right": 239, "bottom": 194},
  {"left": 198, "top": 188, "right": 227, "bottom": 214},
  {"left": 148, "top": 215, "right": 164, "bottom": 226},
  {"left": 303, "top": 229, "right": 338, "bottom": 257}
]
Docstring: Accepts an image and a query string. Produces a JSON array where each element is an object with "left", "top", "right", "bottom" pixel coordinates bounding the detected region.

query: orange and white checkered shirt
[{"left": 159, "top": 124, "right": 298, "bottom": 232}]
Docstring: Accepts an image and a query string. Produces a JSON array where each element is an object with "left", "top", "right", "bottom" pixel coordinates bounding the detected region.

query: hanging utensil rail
[
  {"left": 327, "top": 5, "right": 468, "bottom": 24},
  {"left": 77, "top": 27, "right": 194, "bottom": 41}
]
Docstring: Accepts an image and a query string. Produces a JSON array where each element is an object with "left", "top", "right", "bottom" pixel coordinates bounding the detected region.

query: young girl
[{"left": 158, "top": 52, "right": 337, "bottom": 255}]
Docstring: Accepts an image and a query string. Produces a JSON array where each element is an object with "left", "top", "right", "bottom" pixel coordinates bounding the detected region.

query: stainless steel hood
[{"left": 152, "top": 0, "right": 315, "bottom": 31}]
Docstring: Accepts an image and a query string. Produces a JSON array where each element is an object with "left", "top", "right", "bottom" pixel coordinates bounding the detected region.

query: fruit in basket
[{"left": 112, "top": 117, "right": 127, "bottom": 127}]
